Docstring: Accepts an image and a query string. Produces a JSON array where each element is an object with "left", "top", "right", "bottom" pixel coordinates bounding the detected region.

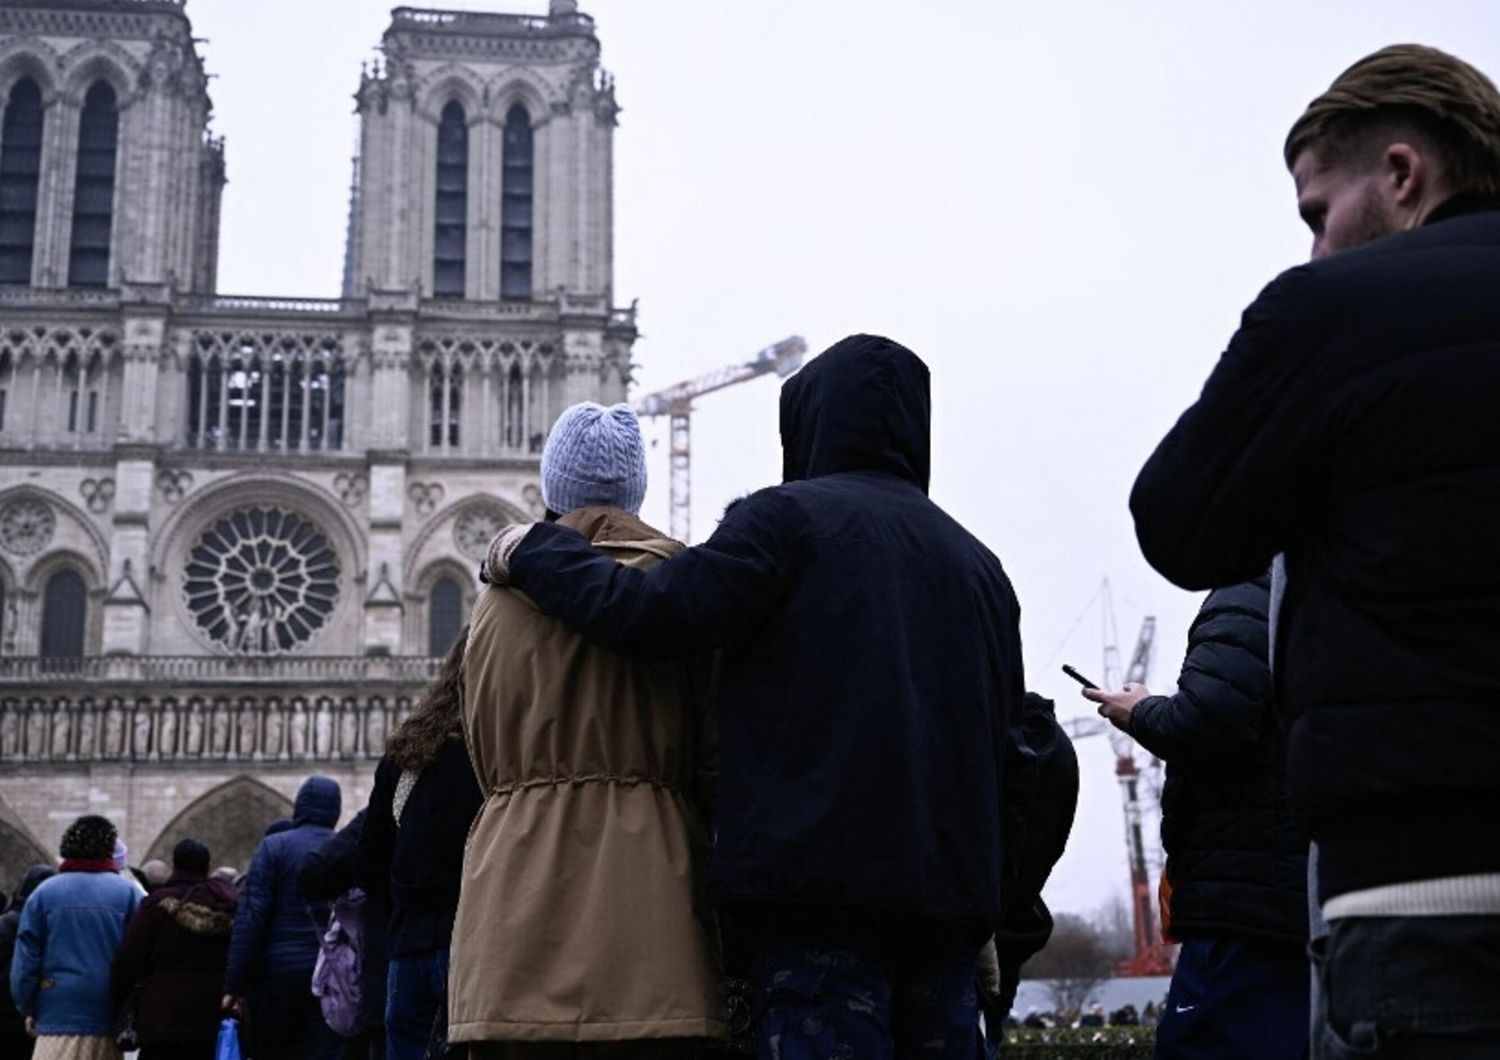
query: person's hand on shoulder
[{"left": 480, "top": 523, "right": 537, "bottom": 585}]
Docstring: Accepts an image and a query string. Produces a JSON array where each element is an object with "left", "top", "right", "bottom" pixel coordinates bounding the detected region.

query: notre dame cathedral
[{"left": 0, "top": 0, "right": 634, "bottom": 878}]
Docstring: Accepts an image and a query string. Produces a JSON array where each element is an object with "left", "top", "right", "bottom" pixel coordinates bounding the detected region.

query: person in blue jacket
[
  {"left": 484, "top": 334, "right": 1029, "bottom": 1059},
  {"left": 223, "top": 774, "right": 343, "bottom": 1060},
  {"left": 9, "top": 815, "right": 140, "bottom": 1060}
]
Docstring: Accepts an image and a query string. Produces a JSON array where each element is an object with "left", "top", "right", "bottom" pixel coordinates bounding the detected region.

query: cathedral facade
[{"left": 0, "top": 0, "right": 634, "bottom": 877}]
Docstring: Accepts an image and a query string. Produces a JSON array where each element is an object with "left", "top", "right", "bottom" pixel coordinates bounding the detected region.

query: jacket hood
[
  {"left": 779, "top": 334, "right": 931, "bottom": 492},
  {"left": 558, "top": 506, "right": 682, "bottom": 566},
  {"left": 8, "top": 864, "right": 54, "bottom": 910},
  {"left": 293, "top": 775, "right": 342, "bottom": 828},
  {"left": 158, "top": 877, "right": 238, "bottom": 935}
]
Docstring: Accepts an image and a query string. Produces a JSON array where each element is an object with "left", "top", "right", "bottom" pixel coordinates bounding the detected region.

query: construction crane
[
  {"left": 632, "top": 336, "right": 808, "bottom": 542},
  {"left": 1061, "top": 581, "right": 1173, "bottom": 977}
]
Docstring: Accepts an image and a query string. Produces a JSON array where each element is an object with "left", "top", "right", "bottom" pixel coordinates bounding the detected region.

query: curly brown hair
[{"left": 385, "top": 626, "right": 468, "bottom": 774}]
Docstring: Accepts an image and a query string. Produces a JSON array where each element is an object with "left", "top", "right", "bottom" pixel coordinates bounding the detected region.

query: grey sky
[{"left": 191, "top": 0, "right": 1500, "bottom": 917}]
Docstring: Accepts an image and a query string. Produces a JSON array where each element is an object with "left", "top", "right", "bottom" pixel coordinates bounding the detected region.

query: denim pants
[
  {"left": 746, "top": 911, "right": 986, "bottom": 1060},
  {"left": 1154, "top": 936, "right": 1308, "bottom": 1060},
  {"left": 387, "top": 948, "right": 450, "bottom": 1060},
  {"left": 1312, "top": 915, "right": 1500, "bottom": 1059}
]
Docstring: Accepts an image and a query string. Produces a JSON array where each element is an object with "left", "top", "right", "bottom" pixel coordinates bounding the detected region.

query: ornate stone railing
[
  {"left": 389, "top": 8, "right": 594, "bottom": 35},
  {"left": 0, "top": 654, "right": 441, "bottom": 686},
  {"left": 0, "top": 285, "right": 120, "bottom": 308},
  {"left": 0, "top": 691, "right": 416, "bottom": 764},
  {"left": 175, "top": 293, "right": 363, "bottom": 317}
]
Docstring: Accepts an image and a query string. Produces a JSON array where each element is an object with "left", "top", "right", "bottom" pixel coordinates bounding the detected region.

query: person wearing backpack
[
  {"left": 357, "top": 632, "right": 483, "bottom": 1060},
  {"left": 111, "top": 838, "right": 238, "bottom": 1060}
]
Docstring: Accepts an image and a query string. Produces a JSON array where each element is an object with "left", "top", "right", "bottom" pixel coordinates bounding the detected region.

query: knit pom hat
[
  {"left": 540, "top": 402, "right": 648, "bottom": 516},
  {"left": 59, "top": 815, "right": 118, "bottom": 861}
]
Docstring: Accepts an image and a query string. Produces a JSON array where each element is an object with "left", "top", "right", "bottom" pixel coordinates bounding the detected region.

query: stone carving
[
  {"left": 0, "top": 709, "right": 18, "bottom": 758},
  {"left": 453, "top": 504, "right": 508, "bottom": 561},
  {"left": 0, "top": 499, "right": 55, "bottom": 556},
  {"left": 157, "top": 470, "right": 194, "bottom": 504},
  {"left": 521, "top": 484, "right": 545, "bottom": 518},
  {"left": 334, "top": 473, "right": 368, "bottom": 507},
  {"left": 79, "top": 478, "right": 116, "bottom": 515},
  {"left": 184, "top": 506, "right": 340, "bottom": 654},
  {"left": 3, "top": 600, "right": 18, "bottom": 655},
  {"left": 408, "top": 482, "right": 445, "bottom": 516}
]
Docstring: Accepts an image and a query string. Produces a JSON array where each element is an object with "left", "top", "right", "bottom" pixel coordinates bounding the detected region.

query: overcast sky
[{"left": 190, "top": 0, "right": 1500, "bottom": 918}]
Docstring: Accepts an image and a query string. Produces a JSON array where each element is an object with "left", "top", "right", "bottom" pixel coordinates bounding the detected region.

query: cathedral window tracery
[
  {"left": 187, "top": 333, "right": 347, "bottom": 452},
  {"left": 433, "top": 100, "right": 468, "bottom": 298},
  {"left": 0, "top": 77, "right": 43, "bottom": 285},
  {"left": 183, "top": 505, "right": 340, "bottom": 655},
  {"left": 427, "top": 574, "right": 463, "bottom": 656},
  {"left": 68, "top": 80, "right": 117, "bottom": 288}
]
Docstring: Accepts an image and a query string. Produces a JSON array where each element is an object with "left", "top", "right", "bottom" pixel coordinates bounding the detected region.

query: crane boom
[{"left": 632, "top": 336, "right": 808, "bottom": 542}]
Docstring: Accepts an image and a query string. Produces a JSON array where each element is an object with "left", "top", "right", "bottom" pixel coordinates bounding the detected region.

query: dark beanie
[
  {"left": 59, "top": 815, "right": 118, "bottom": 861},
  {"left": 172, "top": 837, "right": 211, "bottom": 876}
]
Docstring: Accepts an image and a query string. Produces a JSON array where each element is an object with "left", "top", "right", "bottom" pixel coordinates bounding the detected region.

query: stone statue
[
  {"left": 289, "top": 701, "right": 309, "bottom": 759},
  {"left": 210, "top": 702, "right": 231, "bottom": 758},
  {"left": 158, "top": 703, "right": 178, "bottom": 760},
  {"left": 133, "top": 703, "right": 154, "bottom": 759},
  {"left": 236, "top": 705, "right": 258, "bottom": 757},
  {"left": 339, "top": 702, "right": 360, "bottom": 758},
  {"left": 1, "top": 707, "right": 20, "bottom": 758},
  {"left": 102, "top": 701, "right": 124, "bottom": 759},
  {"left": 263, "top": 702, "right": 285, "bottom": 760},
  {"left": 184, "top": 702, "right": 205, "bottom": 758},
  {"left": 314, "top": 701, "right": 334, "bottom": 759},
  {"left": 50, "top": 704, "right": 72, "bottom": 759}
]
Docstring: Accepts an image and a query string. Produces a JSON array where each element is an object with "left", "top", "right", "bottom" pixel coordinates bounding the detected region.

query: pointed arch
[
  {"left": 416, "top": 64, "right": 486, "bottom": 124},
  {"left": 0, "top": 790, "right": 52, "bottom": 891},
  {"left": 500, "top": 102, "right": 534, "bottom": 301},
  {"left": 0, "top": 75, "right": 44, "bottom": 285},
  {"left": 0, "top": 39, "right": 62, "bottom": 102},
  {"left": 68, "top": 79, "right": 118, "bottom": 288},
  {"left": 58, "top": 41, "right": 140, "bottom": 105},
  {"left": 145, "top": 775, "right": 294, "bottom": 873},
  {"left": 433, "top": 100, "right": 468, "bottom": 299}
]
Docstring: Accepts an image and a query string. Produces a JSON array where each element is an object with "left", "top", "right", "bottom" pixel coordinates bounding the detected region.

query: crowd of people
[{"left": 5, "top": 38, "right": 1500, "bottom": 1060}]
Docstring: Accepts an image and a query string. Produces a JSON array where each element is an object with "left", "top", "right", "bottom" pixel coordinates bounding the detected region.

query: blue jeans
[
  {"left": 387, "top": 948, "right": 450, "bottom": 1060},
  {"left": 1154, "top": 936, "right": 1308, "bottom": 1060},
  {"left": 747, "top": 911, "right": 986, "bottom": 1060},
  {"left": 1313, "top": 916, "right": 1500, "bottom": 1059}
]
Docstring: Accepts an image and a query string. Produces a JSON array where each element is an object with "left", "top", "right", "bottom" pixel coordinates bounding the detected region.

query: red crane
[{"left": 1061, "top": 581, "right": 1174, "bottom": 977}]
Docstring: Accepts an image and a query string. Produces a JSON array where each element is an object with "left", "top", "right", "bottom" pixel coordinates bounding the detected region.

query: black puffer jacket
[
  {"left": 507, "top": 334, "right": 1026, "bottom": 931},
  {"left": 1131, "top": 197, "right": 1500, "bottom": 902},
  {"left": 1129, "top": 577, "right": 1306, "bottom": 946}
]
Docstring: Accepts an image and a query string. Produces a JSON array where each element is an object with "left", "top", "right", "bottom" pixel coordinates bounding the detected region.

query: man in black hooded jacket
[{"left": 484, "top": 334, "right": 1027, "bottom": 1058}]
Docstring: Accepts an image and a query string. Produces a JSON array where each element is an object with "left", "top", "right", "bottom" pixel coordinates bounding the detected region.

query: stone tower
[{"left": 0, "top": 0, "right": 637, "bottom": 880}]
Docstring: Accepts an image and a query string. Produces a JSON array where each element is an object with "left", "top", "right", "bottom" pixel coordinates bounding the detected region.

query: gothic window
[
  {"left": 68, "top": 82, "right": 118, "bottom": 288},
  {"left": 428, "top": 575, "right": 463, "bottom": 656},
  {"left": 183, "top": 506, "right": 340, "bottom": 654},
  {"left": 428, "top": 360, "right": 461, "bottom": 449},
  {"left": 187, "top": 336, "right": 345, "bottom": 452},
  {"left": 61, "top": 352, "right": 102, "bottom": 435},
  {"left": 503, "top": 361, "right": 524, "bottom": 451},
  {"left": 40, "top": 568, "right": 86, "bottom": 658},
  {"left": 433, "top": 102, "right": 467, "bottom": 298},
  {"left": 501, "top": 104, "right": 534, "bottom": 300},
  {"left": 0, "top": 78, "right": 44, "bottom": 285}
]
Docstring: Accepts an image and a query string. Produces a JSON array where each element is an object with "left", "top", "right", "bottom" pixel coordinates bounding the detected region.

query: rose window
[
  {"left": 454, "top": 504, "right": 509, "bottom": 561},
  {"left": 184, "top": 506, "right": 340, "bottom": 653}
]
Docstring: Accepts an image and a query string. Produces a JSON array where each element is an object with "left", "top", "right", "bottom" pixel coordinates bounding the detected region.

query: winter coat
[
  {"left": 1128, "top": 577, "right": 1307, "bottom": 946},
  {"left": 0, "top": 866, "right": 54, "bottom": 1043},
  {"left": 505, "top": 334, "right": 1026, "bottom": 929},
  {"left": 110, "top": 872, "right": 238, "bottom": 1046},
  {"left": 1130, "top": 196, "right": 1500, "bottom": 902},
  {"left": 357, "top": 742, "right": 483, "bottom": 957},
  {"left": 224, "top": 775, "right": 342, "bottom": 992},
  {"left": 992, "top": 693, "right": 1078, "bottom": 1015},
  {"left": 9, "top": 869, "right": 141, "bottom": 1035},
  {"left": 451, "top": 505, "right": 723, "bottom": 1045},
  {"left": 299, "top": 809, "right": 389, "bottom": 1035}
]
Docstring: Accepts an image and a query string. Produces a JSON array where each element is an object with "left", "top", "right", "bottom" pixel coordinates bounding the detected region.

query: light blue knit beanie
[{"left": 540, "top": 402, "right": 648, "bottom": 515}]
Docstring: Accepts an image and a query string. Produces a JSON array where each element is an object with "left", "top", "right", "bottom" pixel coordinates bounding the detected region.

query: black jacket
[
  {"left": 1129, "top": 577, "right": 1306, "bottom": 945},
  {"left": 1131, "top": 197, "right": 1500, "bottom": 901},
  {"left": 508, "top": 334, "right": 1027, "bottom": 931},
  {"left": 110, "top": 873, "right": 238, "bottom": 1046},
  {"left": 0, "top": 866, "right": 53, "bottom": 1046},
  {"left": 994, "top": 693, "right": 1078, "bottom": 1014},
  {"left": 356, "top": 741, "right": 483, "bottom": 956}
]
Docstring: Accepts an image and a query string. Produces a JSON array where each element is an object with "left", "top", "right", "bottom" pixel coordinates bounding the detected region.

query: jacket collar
[{"left": 1424, "top": 193, "right": 1500, "bottom": 227}]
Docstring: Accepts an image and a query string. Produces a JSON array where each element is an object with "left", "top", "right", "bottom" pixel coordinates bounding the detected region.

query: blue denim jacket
[{"left": 9, "top": 870, "right": 141, "bottom": 1035}]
